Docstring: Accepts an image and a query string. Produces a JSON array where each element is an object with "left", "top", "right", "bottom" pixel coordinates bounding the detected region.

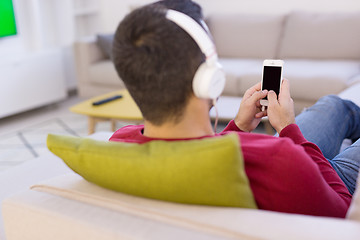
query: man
[{"left": 110, "top": 0, "right": 360, "bottom": 218}]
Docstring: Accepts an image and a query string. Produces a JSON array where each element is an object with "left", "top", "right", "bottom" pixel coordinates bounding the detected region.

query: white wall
[
  {"left": 3, "top": 0, "right": 359, "bottom": 54},
  {"left": 0, "top": 0, "right": 69, "bottom": 117},
  {"left": 0, "top": 0, "right": 27, "bottom": 59},
  {"left": 196, "top": 0, "right": 360, "bottom": 14},
  {"left": 98, "top": 0, "right": 360, "bottom": 33},
  {"left": 0, "top": 0, "right": 76, "bottom": 89},
  {"left": 2, "top": 0, "right": 360, "bottom": 55},
  {"left": 1, "top": 0, "right": 359, "bottom": 91}
]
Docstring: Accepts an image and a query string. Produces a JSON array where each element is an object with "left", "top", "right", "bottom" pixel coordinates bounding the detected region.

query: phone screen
[{"left": 262, "top": 66, "right": 282, "bottom": 100}]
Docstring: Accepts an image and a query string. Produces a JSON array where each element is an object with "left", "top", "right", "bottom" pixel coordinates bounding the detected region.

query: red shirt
[{"left": 109, "top": 120, "right": 352, "bottom": 218}]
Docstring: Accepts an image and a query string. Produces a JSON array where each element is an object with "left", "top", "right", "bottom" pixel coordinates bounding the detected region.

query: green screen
[{"left": 0, "top": 0, "right": 17, "bottom": 38}]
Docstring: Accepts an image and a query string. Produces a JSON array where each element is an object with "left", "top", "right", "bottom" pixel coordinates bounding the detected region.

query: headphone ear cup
[{"left": 193, "top": 62, "right": 226, "bottom": 99}]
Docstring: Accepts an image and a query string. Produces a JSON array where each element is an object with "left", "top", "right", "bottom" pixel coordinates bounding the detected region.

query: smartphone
[{"left": 260, "top": 59, "right": 284, "bottom": 107}]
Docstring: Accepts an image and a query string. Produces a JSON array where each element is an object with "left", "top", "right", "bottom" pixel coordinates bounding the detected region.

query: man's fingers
[
  {"left": 255, "top": 110, "right": 267, "bottom": 118},
  {"left": 256, "top": 100, "right": 262, "bottom": 108},
  {"left": 249, "top": 89, "right": 268, "bottom": 105},
  {"left": 267, "top": 90, "right": 278, "bottom": 106},
  {"left": 279, "top": 79, "right": 291, "bottom": 99},
  {"left": 253, "top": 82, "right": 262, "bottom": 91},
  {"left": 244, "top": 82, "right": 262, "bottom": 99}
]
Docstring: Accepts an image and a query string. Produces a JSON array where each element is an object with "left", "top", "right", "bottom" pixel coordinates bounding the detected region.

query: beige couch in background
[
  {"left": 74, "top": 36, "right": 126, "bottom": 98},
  {"left": 210, "top": 11, "right": 360, "bottom": 113},
  {"left": 74, "top": 11, "right": 360, "bottom": 113}
]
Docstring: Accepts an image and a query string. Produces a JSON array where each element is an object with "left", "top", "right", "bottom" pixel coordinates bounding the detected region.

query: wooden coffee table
[
  {"left": 70, "top": 90, "right": 143, "bottom": 134},
  {"left": 71, "top": 90, "right": 273, "bottom": 135}
]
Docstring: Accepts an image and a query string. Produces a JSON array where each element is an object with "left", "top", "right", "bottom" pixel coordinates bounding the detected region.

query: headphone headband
[
  {"left": 166, "top": 10, "right": 218, "bottom": 63},
  {"left": 165, "top": 9, "right": 226, "bottom": 100}
]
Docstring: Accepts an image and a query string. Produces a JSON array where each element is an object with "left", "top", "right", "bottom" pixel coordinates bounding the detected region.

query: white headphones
[{"left": 166, "top": 10, "right": 226, "bottom": 100}]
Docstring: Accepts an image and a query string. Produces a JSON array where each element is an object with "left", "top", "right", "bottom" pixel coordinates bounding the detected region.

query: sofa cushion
[
  {"left": 283, "top": 60, "right": 360, "bottom": 101},
  {"left": 96, "top": 34, "right": 114, "bottom": 59},
  {"left": 279, "top": 11, "right": 360, "bottom": 60},
  {"left": 89, "top": 61, "right": 124, "bottom": 87},
  {"left": 348, "top": 74, "right": 360, "bottom": 86},
  {"left": 221, "top": 59, "right": 360, "bottom": 101},
  {"left": 207, "top": 14, "right": 285, "bottom": 59},
  {"left": 339, "top": 82, "right": 360, "bottom": 107},
  {"left": 219, "top": 59, "right": 263, "bottom": 96},
  {"left": 219, "top": 58, "right": 263, "bottom": 96},
  {"left": 46, "top": 134, "right": 257, "bottom": 208}
]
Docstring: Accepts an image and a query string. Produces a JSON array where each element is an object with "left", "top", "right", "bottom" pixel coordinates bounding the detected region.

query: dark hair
[{"left": 112, "top": 0, "right": 205, "bottom": 125}]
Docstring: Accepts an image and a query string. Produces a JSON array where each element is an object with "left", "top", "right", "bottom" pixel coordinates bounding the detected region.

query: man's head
[{"left": 112, "top": 0, "right": 205, "bottom": 126}]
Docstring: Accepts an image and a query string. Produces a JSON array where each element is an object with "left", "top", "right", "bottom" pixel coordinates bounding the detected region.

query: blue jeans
[{"left": 296, "top": 95, "right": 360, "bottom": 195}]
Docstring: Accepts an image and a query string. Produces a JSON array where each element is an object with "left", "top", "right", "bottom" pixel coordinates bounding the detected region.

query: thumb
[
  {"left": 267, "top": 90, "right": 278, "bottom": 106},
  {"left": 279, "top": 79, "right": 291, "bottom": 100},
  {"left": 250, "top": 90, "right": 268, "bottom": 104}
]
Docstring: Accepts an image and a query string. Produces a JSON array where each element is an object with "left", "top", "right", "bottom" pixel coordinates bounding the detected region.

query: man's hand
[
  {"left": 267, "top": 79, "right": 295, "bottom": 133},
  {"left": 235, "top": 82, "right": 268, "bottom": 132}
]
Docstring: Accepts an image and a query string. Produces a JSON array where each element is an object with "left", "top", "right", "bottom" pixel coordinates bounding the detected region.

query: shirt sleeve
[
  {"left": 277, "top": 124, "right": 352, "bottom": 216},
  {"left": 221, "top": 120, "right": 244, "bottom": 133}
]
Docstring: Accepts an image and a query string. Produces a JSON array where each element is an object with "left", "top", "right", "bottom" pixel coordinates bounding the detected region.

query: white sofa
[
  {"left": 1, "top": 83, "right": 360, "bottom": 240},
  {"left": 74, "top": 11, "right": 360, "bottom": 114},
  {"left": 2, "top": 173, "right": 360, "bottom": 240}
]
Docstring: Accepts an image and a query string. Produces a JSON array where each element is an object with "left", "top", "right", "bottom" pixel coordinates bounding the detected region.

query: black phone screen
[{"left": 262, "top": 66, "right": 282, "bottom": 100}]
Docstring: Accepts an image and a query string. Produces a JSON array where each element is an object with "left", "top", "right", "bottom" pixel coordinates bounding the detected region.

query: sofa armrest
[
  {"left": 3, "top": 188, "right": 239, "bottom": 240},
  {"left": 338, "top": 82, "right": 360, "bottom": 107},
  {"left": 4, "top": 174, "right": 360, "bottom": 240}
]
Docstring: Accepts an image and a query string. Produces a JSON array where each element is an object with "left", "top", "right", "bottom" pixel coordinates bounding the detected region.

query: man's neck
[{"left": 143, "top": 97, "right": 214, "bottom": 139}]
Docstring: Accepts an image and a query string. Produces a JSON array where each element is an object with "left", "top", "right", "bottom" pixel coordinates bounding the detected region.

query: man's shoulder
[{"left": 109, "top": 125, "right": 145, "bottom": 143}]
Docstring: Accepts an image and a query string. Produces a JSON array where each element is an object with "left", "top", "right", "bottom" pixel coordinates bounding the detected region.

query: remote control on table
[{"left": 92, "top": 95, "right": 123, "bottom": 106}]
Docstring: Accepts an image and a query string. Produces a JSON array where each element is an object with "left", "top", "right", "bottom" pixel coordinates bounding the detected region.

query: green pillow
[{"left": 47, "top": 133, "right": 257, "bottom": 208}]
